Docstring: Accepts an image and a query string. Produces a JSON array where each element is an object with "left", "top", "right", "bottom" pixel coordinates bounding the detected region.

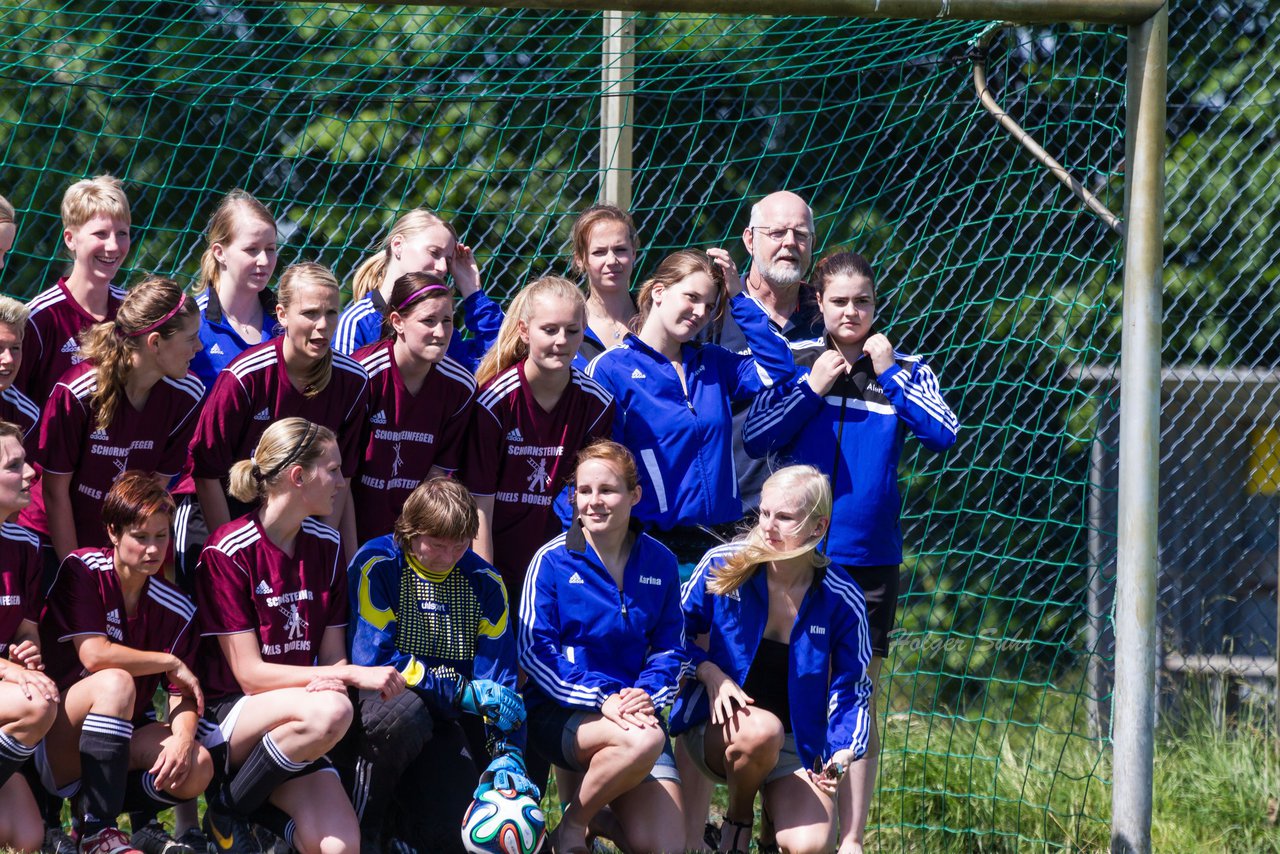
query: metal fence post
[{"left": 1111, "top": 6, "right": 1168, "bottom": 854}]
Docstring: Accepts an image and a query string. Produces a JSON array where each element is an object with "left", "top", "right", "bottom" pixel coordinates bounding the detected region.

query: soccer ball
[{"left": 460, "top": 787, "right": 546, "bottom": 854}]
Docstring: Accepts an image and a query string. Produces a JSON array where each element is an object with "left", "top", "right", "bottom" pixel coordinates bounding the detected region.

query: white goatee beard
[{"left": 758, "top": 259, "right": 804, "bottom": 288}]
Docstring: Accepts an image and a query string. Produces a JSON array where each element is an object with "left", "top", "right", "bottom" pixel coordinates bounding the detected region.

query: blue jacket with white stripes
[
  {"left": 742, "top": 338, "right": 959, "bottom": 567},
  {"left": 587, "top": 293, "right": 796, "bottom": 530},
  {"left": 518, "top": 522, "right": 687, "bottom": 713},
  {"left": 670, "top": 544, "right": 875, "bottom": 766},
  {"left": 334, "top": 289, "right": 504, "bottom": 371}
]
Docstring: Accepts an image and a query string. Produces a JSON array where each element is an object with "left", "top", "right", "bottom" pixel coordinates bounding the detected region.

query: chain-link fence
[{"left": 0, "top": 0, "right": 1274, "bottom": 848}]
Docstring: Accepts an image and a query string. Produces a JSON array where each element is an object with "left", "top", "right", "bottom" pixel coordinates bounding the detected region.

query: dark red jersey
[
  {"left": 352, "top": 342, "right": 477, "bottom": 542},
  {"left": 41, "top": 547, "right": 198, "bottom": 720},
  {"left": 195, "top": 514, "right": 348, "bottom": 700},
  {"left": 191, "top": 338, "right": 368, "bottom": 482},
  {"left": 0, "top": 522, "right": 42, "bottom": 657},
  {"left": 459, "top": 363, "right": 613, "bottom": 595},
  {"left": 17, "top": 279, "right": 125, "bottom": 405},
  {"left": 26, "top": 362, "right": 203, "bottom": 545}
]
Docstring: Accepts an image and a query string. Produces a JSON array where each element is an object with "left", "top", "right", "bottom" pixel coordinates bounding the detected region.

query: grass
[{"left": 9, "top": 684, "right": 1280, "bottom": 853}]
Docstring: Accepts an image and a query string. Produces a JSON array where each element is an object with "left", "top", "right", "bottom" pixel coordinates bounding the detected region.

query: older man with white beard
[{"left": 711, "top": 191, "right": 825, "bottom": 511}]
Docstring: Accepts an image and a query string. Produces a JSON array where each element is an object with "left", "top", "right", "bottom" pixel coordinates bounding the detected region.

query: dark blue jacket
[{"left": 743, "top": 338, "right": 958, "bottom": 566}]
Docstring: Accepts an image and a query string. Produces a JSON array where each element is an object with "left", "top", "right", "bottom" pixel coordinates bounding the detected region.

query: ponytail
[
  {"left": 475, "top": 276, "right": 584, "bottom": 387},
  {"left": 79, "top": 276, "right": 196, "bottom": 431},
  {"left": 229, "top": 417, "right": 335, "bottom": 503},
  {"left": 350, "top": 208, "right": 457, "bottom": 303}
]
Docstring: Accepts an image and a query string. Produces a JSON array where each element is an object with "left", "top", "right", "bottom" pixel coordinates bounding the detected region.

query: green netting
[{"left": 0, "top": 3, "right": 1128, "bottom": 849}]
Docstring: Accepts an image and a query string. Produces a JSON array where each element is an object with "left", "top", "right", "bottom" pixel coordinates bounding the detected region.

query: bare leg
[
  {"left": 762, "top": 771, "right": 836, "bottom": 854},
  {"left": 610, "top": 778, "right": 684, "bottom": 854},
  {"left": 674, "top": 736, "right": 714, "bottom": 851},
  {"left": 555, "top": 715, "right": 664, "bottom": 853},
  {"left": 840, "top": 656, "right": 882, "bottom": 854},
  {"left": 701, "top": 707, "right": 784, "bottom": 851}
]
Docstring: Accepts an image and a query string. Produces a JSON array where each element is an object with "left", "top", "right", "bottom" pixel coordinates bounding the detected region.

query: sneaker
[
  {"left": 202, "top": 809, "right": 264, "bottom": 854},
  {"left": 44, "top": 827, "right": 79, "bottom": 854},
  {"left": 79, "top": 827, "right": 144, "bottom": 854},
  {"left": 174, "top": 829, "right": 207, "bottom": 854},
  {"left": 131, "top": 822, "right": 196, "bottom": 854}
]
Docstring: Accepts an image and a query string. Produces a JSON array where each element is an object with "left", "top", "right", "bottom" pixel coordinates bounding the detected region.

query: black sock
[
  {"left": 229, "top": 733, "right": 306, "bottom": 814},
  {"left": 122, "top": 770, "right": 183, "bottom": 813},
  {"left": 248, "top": 803, "right": 296, "bottom": 849},
  {"left": 0, "top": 730, "right": 35, "bottom": 788},
  {"left": 79, "top": 714, "right": 133, "bottom": 836}
]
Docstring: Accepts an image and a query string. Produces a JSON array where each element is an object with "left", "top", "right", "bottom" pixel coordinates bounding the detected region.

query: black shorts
[
  {"left": 200, "top": 694, "right": 333, "bottom": 784},
  {"left": 847, "top": 564, "right": 900, "bottom": 658}
]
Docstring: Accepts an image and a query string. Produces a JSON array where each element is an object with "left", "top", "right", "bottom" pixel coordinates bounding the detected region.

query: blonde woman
[
  {"left": 196, "top": 418, "right": 404, "bottom": 854},
  {"left": 335, "top": 209, "right": 502, "bottom": 370},
  {"left": 25, "top": 277, "right": 203, "bottom": 559},
  {"left": 672, "top": 466, "right": 874, "bottom": 854},
  {"left": 459, "top": 276, "right": 613, "bottom": 608},
  {"left": 190, "top": 262, "right": 368, "bottom": 554}
]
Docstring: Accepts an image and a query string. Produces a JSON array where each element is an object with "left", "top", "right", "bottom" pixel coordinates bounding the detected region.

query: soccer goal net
[{"left": 0, "top": 4, "right": 1127, "bottom": 848}]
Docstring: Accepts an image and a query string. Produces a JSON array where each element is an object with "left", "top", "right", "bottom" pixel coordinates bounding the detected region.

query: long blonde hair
[
  {"left": 79, "top": 276, "right": 198, "bottom": 431},
  {"left": 708, "top": 465, "right": 832, "bottom": 596},
  {"left": 197, "top": 189, "right": 277, "bottom": 293},
  {"left": 228, "top": 417, "right": 336, "bottom": 503},
  {"left": 350, "top": 209, "right": 457, "bottom": 303},
  {"left": 277, "top": 262, "right": 340, "bottom": 398},
  {"left": 475, "top": 276, "right": 585, "bottom": 387}
]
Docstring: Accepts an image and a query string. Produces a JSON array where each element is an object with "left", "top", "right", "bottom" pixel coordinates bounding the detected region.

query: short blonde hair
[
  {"left": 0, "top": 296, "right": 29, "bottom": 333},
  {"left": 61, "top": 175, "right": 131, "bottom": 232},
  {"left": 0, "top": 195, "right": 14, "bottom": 225}
]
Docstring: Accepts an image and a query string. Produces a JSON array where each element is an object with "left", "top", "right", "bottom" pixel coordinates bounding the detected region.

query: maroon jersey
[
  {"left": 0, "top": 522, "right": 42, "bottom": 657},
  {"left": 460, "top": 363, "right": 614, "bottom": 593},
  {"left": 41, "top": 548, "right": 198, "bottom": 721},
  {"left": 0, "top": 386, "right": 40, "bottom": 446},
  {"left": 352, "top": 341, "right": 477, "bottom": 542},
  {"left": 17, "top": 279, "right": 126, "bottom": 405},
  {"left": 191, "top": 338, "right": 368, "bottom": 482},
  {"left": 195, "top": 514, "right": 348, "bottom": 700},
  {"left": 24, "top": 362, "right": 203, "bottom": 546}
]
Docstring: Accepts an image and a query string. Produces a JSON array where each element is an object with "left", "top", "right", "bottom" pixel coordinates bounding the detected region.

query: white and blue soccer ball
[{"left": 461, "top": 788, "right": 546, "bottom": 854}]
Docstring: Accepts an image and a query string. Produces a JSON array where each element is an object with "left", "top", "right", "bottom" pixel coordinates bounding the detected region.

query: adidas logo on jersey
[
  {"left": 209, "top": 343, "right": 224, "bottom": 355},
  {"left": 253, "top": 408, "right": 271, "bottom": 421},
  {"left": 61, "top": 337, "right": 79, "bottom": 354},
  {"left": 631, "top": 368, "right": 646, "bottom": 379},
  {"left": 507, "top": 428, "right": 524, "bottom": 443},
  {"left": 255, "top": 580, "right": 273, "bottom": 595},
  {"left": 90, "top": 428, "right": 109, "bottom": 440},
  {"left": 568, "top": 572, "right": 585, "bottom": 585},
  {"left": 370, "top": 410, "right": 387, "bottom": 425}
]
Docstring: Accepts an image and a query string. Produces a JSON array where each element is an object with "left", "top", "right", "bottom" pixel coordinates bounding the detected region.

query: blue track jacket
[
  {"left": 519, "top": 522, "right": 686, "bottom": 713},
  {"left": 742, "top": 338, "right": 959, "bottom": 566},
  {"left": 671, "top": 543, "right": 875, "bottom": 765},
  {"left": 348, "top": 535, "right": 520, "bottom": 742},
  {"left": 587, "top": 293, "right": 796, "bottom": 530}
]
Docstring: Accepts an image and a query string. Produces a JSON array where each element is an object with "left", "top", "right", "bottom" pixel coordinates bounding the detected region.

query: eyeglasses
[{"left": 753, "top": 226, "right": 813, "bottom": 244}]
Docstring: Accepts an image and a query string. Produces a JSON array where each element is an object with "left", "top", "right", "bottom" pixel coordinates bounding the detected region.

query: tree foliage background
[{"left": 0, "top": 0, "right": 1274, "bottom": 842}]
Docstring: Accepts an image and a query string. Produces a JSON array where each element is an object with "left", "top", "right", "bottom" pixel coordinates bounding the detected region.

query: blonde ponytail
[
  {"left": 350, "top": 209, "right": 457, "bottom": 303},
  {"left": 475, "top": 276, "right": 584, "bottom": 387}
]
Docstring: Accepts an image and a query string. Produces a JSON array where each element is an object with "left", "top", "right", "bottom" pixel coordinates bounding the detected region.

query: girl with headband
[
  {"left": 195, "top": 418, "right": 404, "bottom": 854},
  {"left": 24, "top": 276, "right": 203, "bottom": 559},
  {"left": 350, "top": 271, "right": 478, "bottom": 543}
]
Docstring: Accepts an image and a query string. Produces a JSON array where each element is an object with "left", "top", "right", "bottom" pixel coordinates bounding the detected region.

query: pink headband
[
  {"left": 124, "top": 293, "right": 187, "bottom": 338},
  {"left": 397, "top": 283, "right": 449, "bottom": 311}
]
